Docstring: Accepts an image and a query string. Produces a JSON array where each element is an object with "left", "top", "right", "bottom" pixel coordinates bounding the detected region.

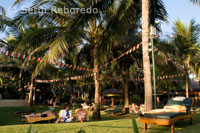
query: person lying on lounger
[{"left": 56, "top": 104, "right": 74, "bottom": 123}]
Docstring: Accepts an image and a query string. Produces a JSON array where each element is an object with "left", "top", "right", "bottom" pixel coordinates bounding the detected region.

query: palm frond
[
  {"left": 0, "top": 6, "right": 6, "bottom": 16},
  {"left": 190, "top": 0, "right": 200, "bottom": 5}
]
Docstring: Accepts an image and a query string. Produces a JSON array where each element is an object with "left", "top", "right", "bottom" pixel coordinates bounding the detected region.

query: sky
[
  {"left": 161, "top": 0, "right": 200, "bottom": 35},
  {"left": 0, "top": 0, "right": 200, "bottom": 38}
]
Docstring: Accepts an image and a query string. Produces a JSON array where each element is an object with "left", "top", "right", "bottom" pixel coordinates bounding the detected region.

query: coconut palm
[
  {"left": 190, "top": 0, "right": 200, "bottom": 5},
  {"left": 110, "top": 27, "right": 142, "bottom": 113},
  {"left": 142, "top": 0, "right": 153, "bottom": 112},
  {"left": 141, "top": 0, "right": 167, "bottom": 112},
  {"left": 172, "top": 19, "right": 200, "bottom": 98}
]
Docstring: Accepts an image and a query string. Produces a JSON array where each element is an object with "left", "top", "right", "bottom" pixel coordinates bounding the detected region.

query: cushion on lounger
[
  {"left": 147, "top": 109, "right": 166, "bottom": 114},
  {"left": 164, "top": 105, "right": 186, "bottom": 113},
  {"left": 143, "top": 112, "right": 186, "bottom": 119},
  {"left": 166, "top": 98, "right": 192, "bottom": 114}
]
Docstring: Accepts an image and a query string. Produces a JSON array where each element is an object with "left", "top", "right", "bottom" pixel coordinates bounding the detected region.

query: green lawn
[{"left": 0, "top": 106, "right": 200, "bottom": 133}]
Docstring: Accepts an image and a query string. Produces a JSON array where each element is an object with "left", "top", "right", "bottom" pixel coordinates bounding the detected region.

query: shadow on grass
[
  {"left": 87, "top": 124, "right": 138, "bottom": 129},
  {"left": 40, "top": 124, "right": 133, "bottom": 133},
  {"left": 39, "top": 127, "right": 83, "bottom": 133},
  {"left": 86, "top": 113, "right": 130, "bottom": 123}
]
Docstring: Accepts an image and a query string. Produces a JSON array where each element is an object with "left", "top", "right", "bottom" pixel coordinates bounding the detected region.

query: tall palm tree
[
  {"left": 110, "top": 26, "right": 141, "bottom": 113},
  {"left": 173, "top": 19, "right": 200, "bottom": 98},
  {"left": 142, "top": 0, "right": 152, "bottom": 112},
  {"left": 141, "top": 0, "right": 167, "bottom": 112}
]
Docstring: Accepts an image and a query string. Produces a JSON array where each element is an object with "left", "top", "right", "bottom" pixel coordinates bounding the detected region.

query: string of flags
[
  {"left": 0, "top": 41, "right": 143, "bottom": 73},
  {"left": 1, "top": 40, "right": 186, "bottom": 84},
  {"left": 99, "top": 42, "right": 143, "bottom": 69},
  {"left": 103, "top": 73, "right": 185, "bottom": 82},
  {"left": 154, "top": 46, "right": 183, "bottom": 70},
  {"left": 36, "top": 73, "right": 185, "bottom": 83},
  {"left": 35, "top": 73, "right": 94, "bottom": 83},
  {"left": 0, "top": 48, "right": 93, "bottom": 73},
  {"left": 130, "top": 73, "right": 185, "bottom": 82}
]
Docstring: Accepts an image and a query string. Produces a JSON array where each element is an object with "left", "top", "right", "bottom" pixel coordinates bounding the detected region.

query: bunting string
[
  {"left": 0, "top": 48, "right": 93, "bottom": 73},
  {"left": 154, "top": 46, "right": 183, "bottom": 70},
  {"left": 103, "top": 73, "right": 185, "bottom": 82},
  {"left": 99, "top": 42, "right": 143, "bottom": 70},
  {"left": 35, "top": 73, "right": 94, "bottom": 83},
  {"left": 35, "top": 73, "right": 184, "bottom": 83}
]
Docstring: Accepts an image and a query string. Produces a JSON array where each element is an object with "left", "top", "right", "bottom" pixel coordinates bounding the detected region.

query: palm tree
[
  {"left": 109, "top": 26, "right": 142, "bottom": 113},
  {"left": 190, "top": 0, "right": 200, "bottom": 5},
  {"left": 142, "top": 0, "right": 153, "bottom": 112},
  {"left": 173, "top": 19, "right": 200, "bottom": 98},
  {"left": 141, "top": 0, "right": 167, "bottom": 112}
]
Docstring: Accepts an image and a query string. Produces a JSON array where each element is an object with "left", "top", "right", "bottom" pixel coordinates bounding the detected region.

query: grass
[{"left": 0, "top": 106, "right": 200, "bottom": 133}]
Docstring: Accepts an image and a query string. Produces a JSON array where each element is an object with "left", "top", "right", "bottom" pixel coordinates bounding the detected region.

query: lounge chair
[
  {"left": 104, "top": 105, "right": 123, "bottom": 115},
  {"left": 21, "top": 106, "right": 57, "bottom": 124},
  {"left": 22, "top": 113, "right": 57, "bottom": 124},
  {"left": 139, "top": 97, "right": 196, "bottom": 133}
]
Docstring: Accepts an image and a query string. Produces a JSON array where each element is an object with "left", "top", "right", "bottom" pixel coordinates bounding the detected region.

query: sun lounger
[
  {"left": 105, "top": 105, "right": 123, "bottom": 115},
  {"left": 22, "top": 113, "right": 56, "bottom": 124},
  {"left": 139, "top": 98, "right": 196, "bottom": 133}
]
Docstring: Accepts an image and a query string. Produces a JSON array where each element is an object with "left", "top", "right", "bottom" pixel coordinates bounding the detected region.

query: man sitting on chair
[{"left": 56, "top": 104, "right": 73, "bottom": 123}]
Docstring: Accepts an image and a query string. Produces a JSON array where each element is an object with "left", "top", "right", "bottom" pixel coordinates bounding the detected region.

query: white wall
[{"left": 0, "top": 99, "right": 28, "bottom": 107}]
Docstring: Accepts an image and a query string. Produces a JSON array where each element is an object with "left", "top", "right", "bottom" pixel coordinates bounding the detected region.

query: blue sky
[
  {"left": 161, "top": 0, "right": 200, "bottom": 35},
  {"left": 0, "top": 0, "right": 200, "bottom": 38}
]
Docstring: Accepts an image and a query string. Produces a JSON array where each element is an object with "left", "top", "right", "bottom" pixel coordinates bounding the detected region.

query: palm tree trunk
[
  {"left": 92, "top": 46, "right": 101, "bottom": 120},
  {"left": 69, "top": 75, "right": 74, "bottom": 104},
  {"left": 124, "top": 67, "right": 130, "bottom": 113},
  {"left": 78, "top": 88, "right": 80, "bottom": 97},
  {"left": 142, "top": 0, "right": 152, "bottom": 112},
  {"left": 28, "top": 80, "right": 34, "bottom": 112},
  {"left": 71, "top": 80, "right": 74, "bottom": 104},
  {"left": 184, "top": 61, "right": 189, "bottom": 98}
]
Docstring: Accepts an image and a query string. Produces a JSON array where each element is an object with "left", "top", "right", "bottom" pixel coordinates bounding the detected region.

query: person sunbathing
[
  {"left": 56, "top": 104, "right": 73, "bottom": 123},
  {"left": 25, "top": 105, "right": 56, "bottom": 118},
  {"left": 76, "top": 105, "right": 87, "bottom": 122}
]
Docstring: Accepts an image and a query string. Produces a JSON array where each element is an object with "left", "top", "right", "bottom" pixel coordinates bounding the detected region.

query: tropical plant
[
  {"left": 108, "top": 28, "right": 142, "bottom": 113},
  {"left": 190, "top": 0, "right": 200, "bottom": 5},
  {"left": 172, "top": 19, "right": 200, "bottom": 98},
  {"left": 141, "top": 0, "right": 167, "bottom": 112},
  {"left": 142, "top": 0, "right": 153, "bottom": 112}
]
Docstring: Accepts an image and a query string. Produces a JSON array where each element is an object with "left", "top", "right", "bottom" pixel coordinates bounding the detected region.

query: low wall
[{"left": 0, "top": 99, "right": 28, "bottom": 107}]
